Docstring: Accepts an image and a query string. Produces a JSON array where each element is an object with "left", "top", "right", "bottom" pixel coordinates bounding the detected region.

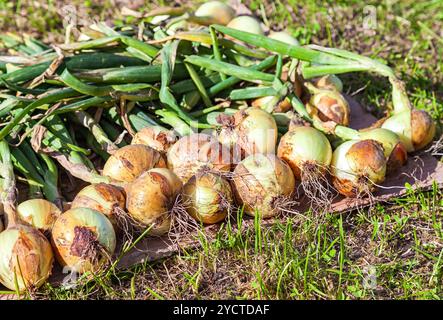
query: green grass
[{"left": 1, "top": 0, "right": 442, "bottom": 300}]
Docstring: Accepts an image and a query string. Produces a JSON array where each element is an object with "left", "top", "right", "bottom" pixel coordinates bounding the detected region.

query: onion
[
  {"left": 167, "top": 133, "right": 231, "bottom": 183},
  {"left": 126, "top": 168, "right": 182, "bottom": 236},
  {"left": 131, "top": 126, "right": 177, "bottom": 154},
  {"left": 182, "top": 172, "right": 233, "bottom": 224},
  {"left": 268, "top": 31, "right": 300, "bottom": 46},
  {"left": 232, "top": 153, "right": 295, "bottom": 218},
  {"left": 331, "top": 140, "right": 387, "bottom": 197},
  {"left": 381, "top": 109, "right": 436, "bottom": 152},
  {"left": 102, "top": 144, "right": 166, "bottom": 183},
  {"left": 194, "top": 1, "right": 235, "bottom": 25},
  {"left": 314, "top": 74, "right": 343, "bottom": 92},
  {"left": 227, "top": 16, "right": 264, "bottom": 35},
  {"left": 0, "top": 224, "right": 53, "bottom": 291},
  {"left": 358, "top": 128, "right": 407, "bottom": 171},
  {"left": 306, "top": 84, "right": 350, "bottom": 126},
  {"left": 278, "top": 126, "right": 332, "bottom": 179},
  {"left": 51, "top": 207, "right": 116, "bottom": 274},
  {"left": 71, "top": 183, "right": 126, "bottom": 229},
  {"left": 16, "top": 199, "right": 61, "bottom": 232}
]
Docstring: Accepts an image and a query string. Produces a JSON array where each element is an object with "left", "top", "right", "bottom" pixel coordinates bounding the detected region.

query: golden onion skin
[
  {"left": 194, "top": 1, "right": 235, "bottom": 25},
  {"left": 233, "top": 154, "right": 295, "bottom": 218},
  {"left": 308, "top": 90, "right": 350, "bottom": 126},
  {"left": 314, "top": 75, "right": 343, "bottom": 92},
  {"left": 0, "top": 225, "right": 53, "bottom": 291},
  {"left": 381, "top": 109, "right": 436, "bottom": 152},
  {"left": 358, "top": 128, "right": 407, "bottom": 172},
  {"left": 71, "top": 183, "right": 126, "bottom": 228},
  {"left": 233, "top": 108, "right": 278, "bottom": 157},
  {"left": 102, "top": 144, "right": 166, "bottom": 183},
  {"left": 331, "top": 140, "right": 387, "bottom": 197},
  {"left": 126, "top": 168, "right": 182, "bottom": 235},
  {"left": 182, "top": 172, "right": 233, "bottom": 224},
  {"left": 277, "top": 126, "right": 332, "bottom": 180},
  {"left": 51, "top": 208, "right": 116, "bottom": 274},
  {"left": 167, "top": 133, "right": 231, "bottom": 183},
  {"left": 131, "top": 126, "right": 177, "bottom": 153},
  {"left": 16, "top": 199, "right": 61, "bottom": 232}
]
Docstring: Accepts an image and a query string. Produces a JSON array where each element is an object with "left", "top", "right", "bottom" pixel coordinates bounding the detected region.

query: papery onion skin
[
  {"left": 51, "top": 208, "right": 116, "bottom": 274},
  {"left": 227, "top": 16, "right": 264, "bottom": 35},
  {"left": 331, "top": 140, "right": 387, "bottom": 197},
  {"left": 358, "top": 128, "right": 407, "bottom": 171},
  {"left": 194, "top": 1, "right": 235, "bottom": 25},
  {"left": 314, "top": 75, "right": 343, "bottom": 92},
  {"left": 233, "top": 108, "right": 278, "bottom": 157},
  {"left": 233, "top": 154, "right": 295, "bottom": 218},
  {"left": 0, "top": 225, "right": 53, "bottom": 291},
  {"left": 16, "top": 199, "right": 61, "bottom": 232},
  {"left": 71, "top": 183, "right": 126, "bottom": 228},
  {"left": 277, "top": 126, "right": 332, "bottom": 179},
  {"left": 182, "top": 172, "right": 233, "bottom": 224},
  {"left": 103, "top": 144, "right": 166, "bottom": 183},
  {"left": 126, "top": 168, "right": 182, "bottom": 235},
  {"left": 167, "top": 133, "right": 231, "bottom": 183},
  {"left": 131, "top": 126, "right": 177, "bottom": 153},
  {"left": 308, "top": 90, "right": 350, "bottom": 126}
]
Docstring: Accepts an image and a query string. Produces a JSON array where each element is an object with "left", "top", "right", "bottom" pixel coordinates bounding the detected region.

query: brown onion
[
  {"left": 71, "top": 183, "right": 126, "bottom": 228},
  {"left": 51, "top": 207, "right": 116, "bottom": 274},
  {"left": 182, "top": 172, "right": 233, "bottom": 224},
  {"left": 232, "top": 154, "right": 295, "bottom": 218},
  {"left": 16, "top": 199, "right": 61, "bottom": 232},
  {"left": 314, "top": 74, "right": 343, "bottom": 92},
  {"left": 131, "top": 126, "right": 177, "bottom": 153},
  {"left": 331, "top": 140, "right": 387, "bottom": 197},
  {"left": 0, "top": 224, "right": 53, "bottom": 291},
  {"left": 126, "top": 168, "right": 183, "bottom": 236},
  {"left": 102, "top": 144, "right": 166, "bottom": 183},
  {"left": 167, "top": 133, "right": 231, "bottom": 183}
]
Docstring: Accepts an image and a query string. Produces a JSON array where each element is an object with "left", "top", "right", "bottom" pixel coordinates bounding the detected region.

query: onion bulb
[
  {"left": 131, "top": 126, "right": 177, "bottom": 154},
  {"left": 306, "top": 84, "right": 350, "bottom": 126},
  {"left": 167, "top": 133, "right": 231, "bottom": 183},
  {"left": 268, "top": 31, "right": 300, "bottom": 46},
  {"left": 194, "top": 1, "right": 235, "bottom": 25},
  {"left": 126, "top": 168, "right": 182, "bottom": 236},
  {"left": 0, "top": 224, "right": 53, "bottom": 291},
  {"left": 51, "top": 208, "right": 116, "bottom": 274},
  {"left": 227, "top": 16, "right": 264, "bottom": 35},
  {"left": 182, "top": 172, "right": 233, "bottom": 224},
  {"left": 278, "top": 126, "right": 332, "bottom": 179},
  {"left": 232, "top": 153, "right": 295, "bottom": 218},
  {"left": 71, "top": 183, "right": 126, "bottom": 228},
  {"left": 331, "top": 140, "right": 387, "bottom": 197},
  {"left": 358, "top": 128, "right": 407, "bottom": 171},
  {"left": 314, "top": 74, "right": 343, "bottom": 92},
  {"left": 381, "top": 109, "right": 436, "bottom": 152},
  {"left": 16, "top": 199, "right": 61, "bottom": 232},
  {"left": 102, "top": 144, "right": 166, "bottom": 183}
]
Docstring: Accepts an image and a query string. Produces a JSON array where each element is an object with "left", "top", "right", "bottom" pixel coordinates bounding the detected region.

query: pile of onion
[
  {"left": 167, "top": 133, "right": 231, "bottom": 183},
  {"left": 126, "top": 168, "right": 183, "bottom": 236},
  {"left": 331, "top": 139, "right": 387, "bottom": 197},
  {"left": 51, "top": 207, "right": 116, "bottom": 274},
  {"left": 71, "top": 183, "right": 126, "bottom": 229},
  {"left": 305, "top": 82, "right": 350, "bottom": 126},
  {"left": 215, "top": 108, "right": 278, "bottom": 160},
  {"left": 0, "top": 224, "right": 54, "bottom": 291},
  {"left": 182, "top": 171, "right": 233, "bottom": 224},
  {"left": 131, "top": 126, "right": 177, "bottom": 154},
  {"left": 16, "top": 199, "right": 61, "bottom": 233},
  {"left": 232, "top": 153, "right": 295, "bottom": 218},
  {"left": 102, "top": 144, "right": 166, "bottom": 183},
  {"left": 194, "top": 1, "right": 235, "bottom": 25}
]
